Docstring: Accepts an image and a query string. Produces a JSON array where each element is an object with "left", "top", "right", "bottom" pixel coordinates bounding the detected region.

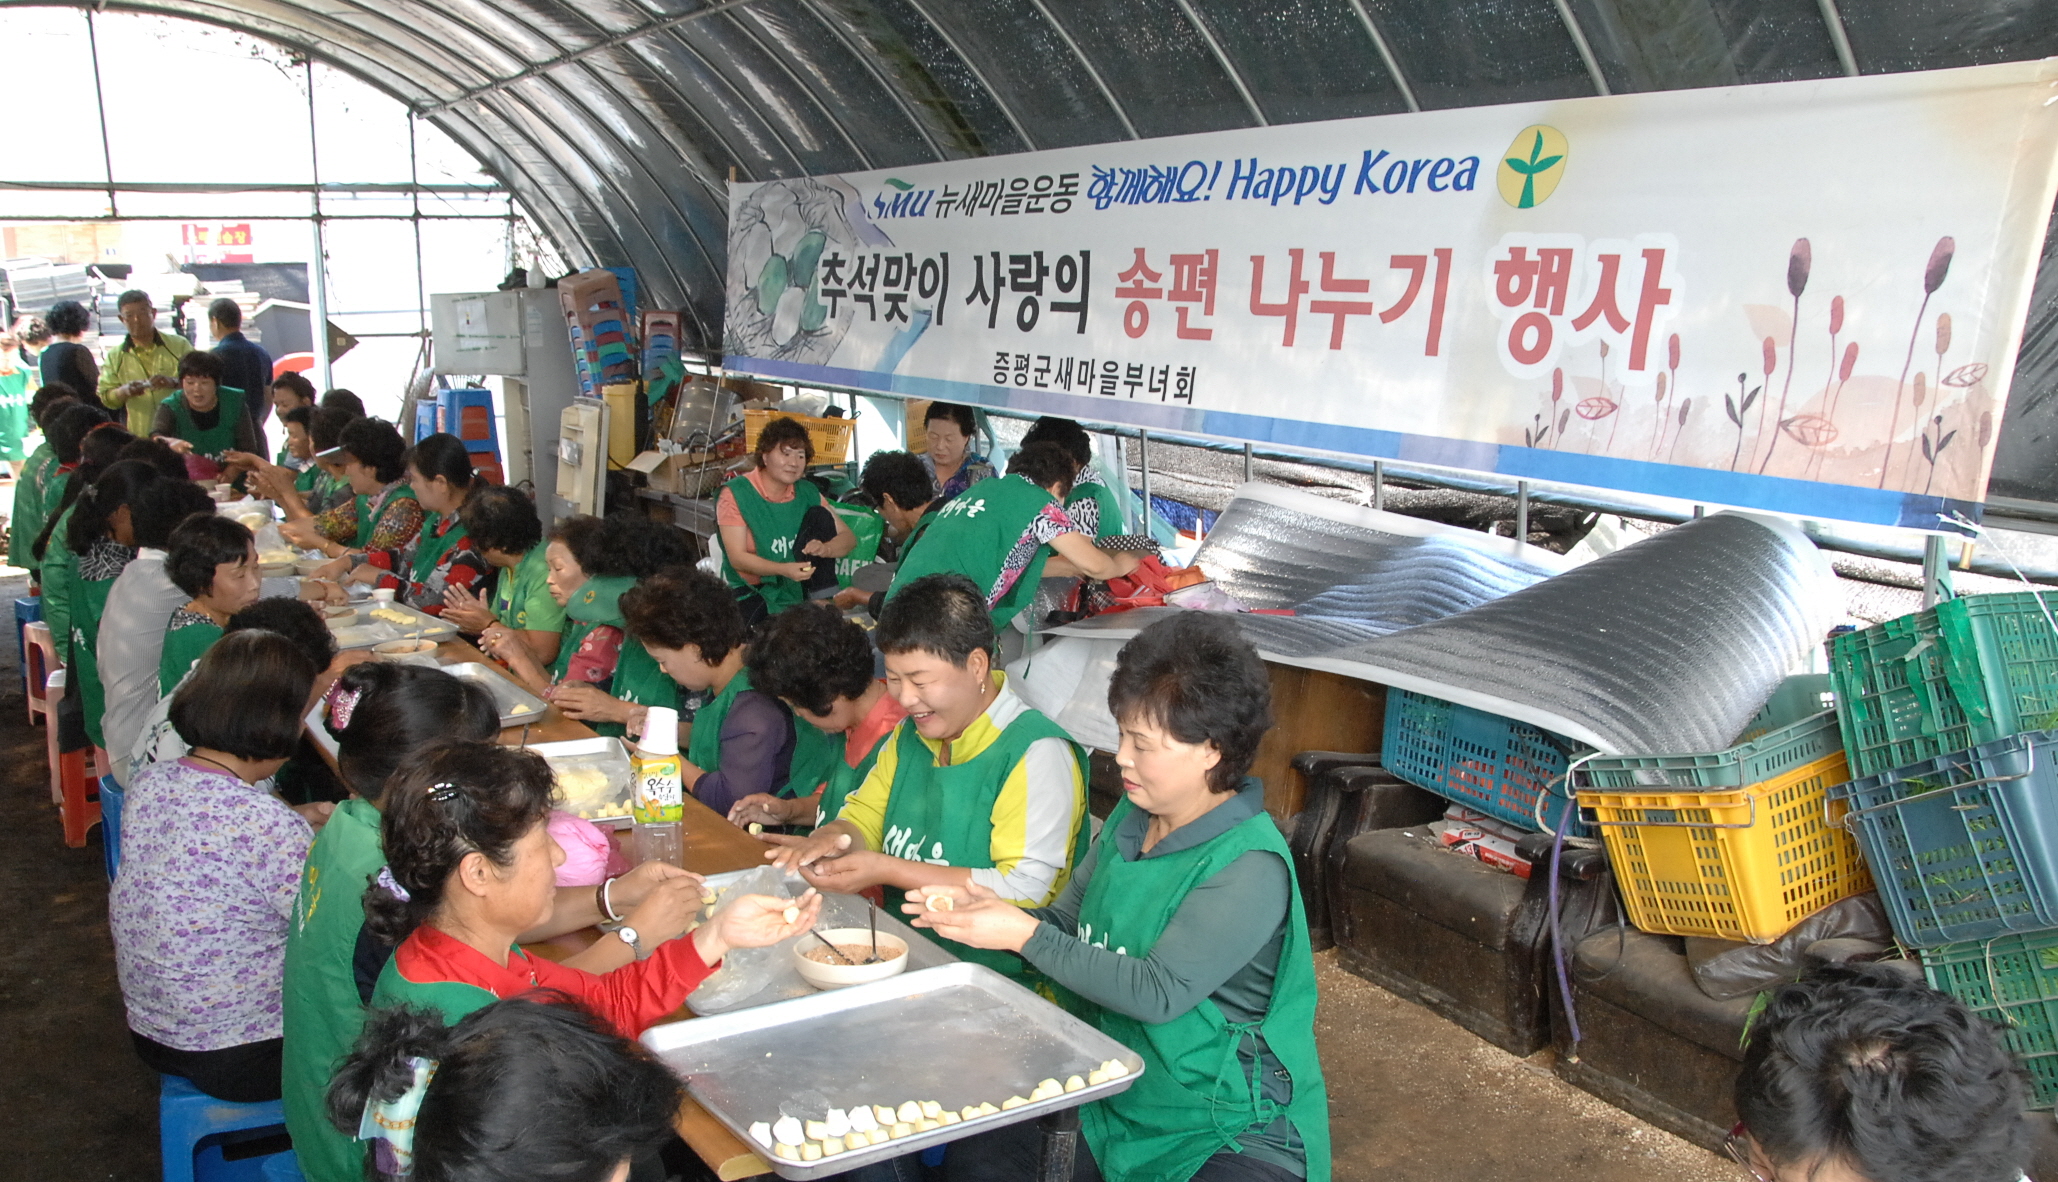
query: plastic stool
[
  {"left": 42, "top": 666, "right": 65, "bottom": 804},
  {"left": 24, "top": 619, "right": 56, "bottom": 726},
  {"left": 57, "top": 708, "right": 100, "bottom": 847},
  {"left": 15, "top": 595, "right": 41, "bottom": 679},
  {"left": 101, "top": 776, "right": 125, "bottom": 879},
  {"left": 158, "top": 1074, "right": 291, "bottom": 1182}
]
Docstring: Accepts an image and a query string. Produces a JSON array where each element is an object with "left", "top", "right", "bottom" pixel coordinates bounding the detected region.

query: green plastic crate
[
  {"left": 1922, "top": 930, "right": 2058, "bottom": 1108},
  {"left": 1576, "top": 675, "right": 1838, "bottom": 790},
  {"left": 1829, "top": 591, "right": 2058, "bottom": 779}
]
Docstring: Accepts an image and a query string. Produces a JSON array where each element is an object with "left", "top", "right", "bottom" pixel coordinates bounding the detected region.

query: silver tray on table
[
  {"left": 443, "top": 661, "right": 549, "bottom": 728},
  {"left": 327, "top": 601, "right": 458, "bottom": 649},
  {"left": 683, "top": 869, "right": 955, "bottom": 1015},
  {"left": 642, "top": 961, "right": 1142, "bottom": 1180}
]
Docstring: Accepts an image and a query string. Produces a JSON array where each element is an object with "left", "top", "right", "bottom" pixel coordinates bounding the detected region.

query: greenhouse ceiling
[{"left": 4, "top": 0, "right": 2054, "bottom": 352}]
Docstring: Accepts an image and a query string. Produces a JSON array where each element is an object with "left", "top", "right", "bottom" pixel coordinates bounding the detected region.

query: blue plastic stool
[
  {"left": 15, "top": 596, "right": 40, "bottom": 688},
  {"left": 258, "top": 1151, "right": 304, "bottom": 1181},
  {"left": 100, "top": 776, "right": 124, "bottom": 880},
  {"left": 158, "top": 1074, "right": 291, "bottom": 1182}
]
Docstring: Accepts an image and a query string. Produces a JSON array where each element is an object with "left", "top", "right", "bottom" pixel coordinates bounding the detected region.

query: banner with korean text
[{"left": 723, "top": 62, "right": 2058, "bottom": 529}]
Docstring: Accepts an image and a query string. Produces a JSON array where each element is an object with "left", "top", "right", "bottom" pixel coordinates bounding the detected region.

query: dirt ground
[{"left": 0, "top": 566, "right": 1732, "bottom": 1181}]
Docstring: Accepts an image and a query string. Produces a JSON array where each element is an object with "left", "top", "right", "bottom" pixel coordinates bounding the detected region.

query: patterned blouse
[
  {"left": 314, "top": 480, "right": 425, "bottom": 557},
  {"left": 365, "top": 514, "right": 489, "bottom": 617},
  {"left": 108, "top": 757, "right": 312, "bottom": 1050},
  {"left": 920, "top": 451, "right": 996, "bottom": 505}
]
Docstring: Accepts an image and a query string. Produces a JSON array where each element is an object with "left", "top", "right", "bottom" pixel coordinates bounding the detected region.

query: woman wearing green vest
[
  {"left": 11, "top": 384, "right": 90, "bottom": 575},
  {"left": 483, "top": 512, "right": 688, "bottom": 738},
  {"left": 729, "top": 601, "right": 906, "bottom": 831},
  {"left": 618, "top": 568, "right": 840, "bottom": 816},
  {"left": 159, "top": 515, "right": 266, "bottom": 694},
  {"left": 911, "top": 612, "right": 1330, "bottom": 1182},
  {"left": 236, "top": 405, "right": 359, "bottom": 521},
  {"left": 1021, "top": 416, "right": 1126, "bottom": 537},
  {"left": 279, "top": 664, "right": 705, "bottom": 1182},
  {"left": 440, "top": 483, "right": 564, "bottom": 668},
  {"left": 279, "top": 418, "right": 423, "bottom": 581},
  {"left": 765, "top": 574, "right": 1090, "bottom": 985},
  {"left": 0, "top": 325, "right": 32, "bottom": 478},
  {"left": 56, "top": 460, "right": 162, "bottom": 750},
  {"left": 716, "top": 414, "right": 854, "bottom": 619},
  {"left": 33, "top": 418, "right": 133, "bottom": 666},
  {"left": 358, "top": 433, "right": 488, "bottom": 616},
  {"left": 151, "top": 350, "right": 260, "bottom": 485},
  {"left": 886, "top": 444, "right": 1140, "bottom": 632}
]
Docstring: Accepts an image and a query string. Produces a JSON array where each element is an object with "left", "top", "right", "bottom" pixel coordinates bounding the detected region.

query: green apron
[
  {"left": 159, "top": 616, "right": 223, "bottom": 695},
  {"left": 164, "top": 385, "right": 246, "bottom": 462},
  {"left": 720, "top": 474, "right": 821, "bottom": 615},
  {"left": 350, "top": 482, "right": 418, "bottom": 550},
  {"left": 888, "top": 473, "right": 1057, "bottom": 631},
  {"left": 1075, "top": 800, "right": 1332, "bottom": 1182},
  {"left": 282, "top": 799, "right": 385, "bottom": 1182},
  {"left": 10, "top": 443, "right": 53, "bottom": 573},
  {"left": 876, "top": 712, "right": 1087, "bottom": 980},
  {"left": 609, "top": 635, "right": 680, "bottom": 739},
  {"left": 71, "top": 565, "right": 124, "bottom": 750},
  {"left": 552, "top": 575, "right": 635, "bottom": 737},
  {"left": 39, "top": 505, "right": 78, "bottom": 671},
  {"left": 831, "top": 501, "right": 885, "bottom": 587},
  {"left": 1069, "top": 478, "right": 1127, "bottom": 538},
  {"left": 407, "top": 510, "right": 466, "bottom": 589},
  {"left": 492, "top": 543, "right": 564, "bottom": 633},
  {"left": 818, "top": 725, "right": 892, "bottom": 827}
]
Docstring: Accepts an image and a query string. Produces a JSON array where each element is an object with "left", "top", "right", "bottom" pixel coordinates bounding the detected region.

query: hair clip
[
  {"left": 428, "top": 783, "right": 462, "bottom": 804},
  {"left": 330, "top": 685, "right": 363, "bottom": 730},
  {"left": 359, "top": 1055, "right": 438, "bottom": 1177},
  {"left": 374, "top": 865, "right": 411, "bottom": 903}
]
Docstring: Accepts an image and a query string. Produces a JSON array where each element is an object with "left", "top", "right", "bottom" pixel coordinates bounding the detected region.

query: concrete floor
[{"left": 0, "top": 557, "right": 1732, "bottom": 1182}]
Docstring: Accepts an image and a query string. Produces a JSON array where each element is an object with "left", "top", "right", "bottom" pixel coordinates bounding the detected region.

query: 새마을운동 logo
[{"left": 1498, "top": 126, "right": 1568, "bottom": 209}]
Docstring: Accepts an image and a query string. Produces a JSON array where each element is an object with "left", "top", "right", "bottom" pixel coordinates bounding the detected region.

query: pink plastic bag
[{"left": 547, "top": 809, "right": 628, "bottom": 887}]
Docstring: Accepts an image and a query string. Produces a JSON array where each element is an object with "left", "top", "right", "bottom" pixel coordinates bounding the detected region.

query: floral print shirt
[{"left": 109, "top": 757, "right": 312, "bottom": 1050}]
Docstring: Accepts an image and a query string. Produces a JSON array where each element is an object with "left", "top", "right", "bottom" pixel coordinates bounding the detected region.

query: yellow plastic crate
[
  {"left": 743, "top": 408, "right": 853, "bottom": 465},
  {"left": 1578, "top": 751, "right": 1870, "bottom": 944}
]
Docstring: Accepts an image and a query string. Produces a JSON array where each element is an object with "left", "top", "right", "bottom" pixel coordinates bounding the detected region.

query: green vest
[
  {"left": 71, "top": 565, "right": 122, "bottom": 750},
  {"left": 407, "top": 510, "right": 467, "bottom": 589},
  {"left": 551, "top": 575, "right": 636, "bottom": 737},
  {"left": 606, "top": 635, "right": 679, "bottom": 739},
  {"left": 492, "top": 543, "right": 563, "bottom": 633},
  {"left": 831, "top": 501, "right": 885, "bottom": 587},
  {"left": 159, "top": 616, "right": 223, "bottom": 695},
  {"left": 720, "top": 474, "right": 821, "bottom": 615},
  {"left": 818, "top": 725, "right": 892, "bottom": 827},
  {"left": 282, "top": 799, "right": 385, "bottom": 1182},
  {"left": 877, "top": 711, "right": 1087, "bottom": 980},
  {"left": 1075, "top": 800, "right": 1332, "bottom": 1182},
  {"left": 164, "top": 385, "right": 246, "bottom": 461},
  {"left": 40, "top": 505, "right": 79, "bottom": 668},
  {"left": 350, "top": 482, "right": 418, "bottom": 550},
  {"left": 1069, "top": 478, "right": 1126, "bottom": 538},
  {"left": 888, "top": 474, "right": 1057, "bottom": 630},
  {"left": 371, "top": 945, "right": 504, "bottom": 1023},
  {"left": 10, "top": 444, "right": 52, "bottom": 572}
]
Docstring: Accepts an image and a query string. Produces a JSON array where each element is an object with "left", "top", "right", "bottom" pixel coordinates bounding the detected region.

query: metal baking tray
[
  {"left": 683, "top": 869, "right": 955, "bottom": 1015},
  {"left": 642, "top": 961, "right": 1143, "bottom": 1180},
  {"left": 443, "top": 661, "right": 549, "bottom": 728},
  {"left": 531, "top": 736, "right": 634, "bottom": 822},
  {"left": 326, "top": 601, "right": 458, "bottom": 649}
]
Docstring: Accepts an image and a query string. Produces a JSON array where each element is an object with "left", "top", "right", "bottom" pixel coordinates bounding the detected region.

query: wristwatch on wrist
[{"left": 617, "top": 924, "right": 649, "bottom": 960}]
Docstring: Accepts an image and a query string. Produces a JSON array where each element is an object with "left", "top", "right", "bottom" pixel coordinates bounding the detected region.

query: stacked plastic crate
[
  {"left": 557, "top": 270, "right": 639, "bottom": 398},
  {"left": 1381, "top": 690, "right": 1594, "bottom": 842},
  {"left": 1822, "top": 591, "right": 2058, "bottom": 1106},
  {"left": 1570, "top": 676, "right": 1873, "bottom": 944}
]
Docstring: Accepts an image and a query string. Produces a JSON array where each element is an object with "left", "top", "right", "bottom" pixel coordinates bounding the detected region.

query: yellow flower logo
[{"left": 1498, "top": 125, "right": 1569, "bottom": 209}]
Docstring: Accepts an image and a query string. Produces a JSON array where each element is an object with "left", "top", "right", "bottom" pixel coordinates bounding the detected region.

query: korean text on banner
[{"left": 722, "top": 62, "right": 2058, "bottom": 529}]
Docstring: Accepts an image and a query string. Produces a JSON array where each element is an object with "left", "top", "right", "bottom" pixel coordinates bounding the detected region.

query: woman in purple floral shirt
[{"left": 109, "top": 630, "right": 327, "bottom": 1102}]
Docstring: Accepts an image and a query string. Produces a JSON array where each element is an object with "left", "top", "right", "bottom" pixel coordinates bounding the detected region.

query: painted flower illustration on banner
[{"left": 725, "top": 177, "right": 864, "bottom": 366}]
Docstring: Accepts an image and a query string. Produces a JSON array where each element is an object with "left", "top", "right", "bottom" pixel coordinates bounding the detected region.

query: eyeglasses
[{"left": 1723, "top": 1124, "right": 1772, "bottom": 1182}]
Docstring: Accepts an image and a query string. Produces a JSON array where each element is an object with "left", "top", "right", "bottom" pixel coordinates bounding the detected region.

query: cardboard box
[
  {"left": 626, "top": 449, "right": 733, "bottom": 497},
  {"left": 1432, "top": 817, "right": 1534, "bottom": 879}
]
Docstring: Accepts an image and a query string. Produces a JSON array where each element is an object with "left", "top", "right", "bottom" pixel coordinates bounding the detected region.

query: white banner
[{"left": 724, "top": 62, "right": 2058, "bottom": 528}]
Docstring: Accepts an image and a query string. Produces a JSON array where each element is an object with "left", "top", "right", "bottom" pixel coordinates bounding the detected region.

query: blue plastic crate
[
  {"left": 1827, "top": 729, "right": 2058, "bottom": 948},
  {"left": 1382, "top": 688, "right": 1592, "bottom": 835}
]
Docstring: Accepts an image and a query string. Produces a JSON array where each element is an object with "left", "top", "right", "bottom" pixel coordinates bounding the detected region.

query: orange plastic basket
[{"left": 1578, "top": 751, "right": 1870, "bottom": 943}]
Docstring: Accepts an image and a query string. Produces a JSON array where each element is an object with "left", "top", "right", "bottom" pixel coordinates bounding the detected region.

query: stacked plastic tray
[
  {"left": 1828, "top": 591, "right": 2058, "bottom": 1108},
  {"left": 1380, "top": 688, "right": 1590, "bottom": 836},
  {"left": 558, "top": 269, "right": 639, "bottom": 396},
  {"left": 1574, "top": 675, "right": 1870, "bottom": 944}
]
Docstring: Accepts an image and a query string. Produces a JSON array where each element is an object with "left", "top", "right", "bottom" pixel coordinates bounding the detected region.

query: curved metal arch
[
  {"left": 898, "top": 0, "right": 1039, "bottom": 152},
  {"left": 711, "top": 5, "right": 876, "bottom": 169},
  {"left": 1165, "top": 0, "right": 1267, "bottom": 126},
  {"left": 1020, "top": 0, "right": 1139, "bottom": 140},
  {"left": 1342, "top": 0, "right": 1419, "bottom": 113},
  {"left": 628, "top": 27, "right": 815, "bottom": 180},
  {"left": 793, "top": 0, "right": 948, "bottom": 161}
]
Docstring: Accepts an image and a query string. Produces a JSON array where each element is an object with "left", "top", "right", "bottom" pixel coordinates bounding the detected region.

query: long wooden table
[{"left": 316, "top": 641, "right": 778, "bottom": 1179}]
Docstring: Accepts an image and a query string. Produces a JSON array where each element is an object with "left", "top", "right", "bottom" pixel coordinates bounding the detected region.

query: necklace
[{"left": 187, "top": 753, "right": 239, "bottom": 778}]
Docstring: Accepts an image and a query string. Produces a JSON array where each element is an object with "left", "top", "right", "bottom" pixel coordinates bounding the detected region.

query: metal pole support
[
  {"left": 1036, "top": 1108, "right": 1081, "bottom": 1182},
  {"left": 1923, "top": 533, "right": 1955, "bottom": 608},
  {"left": 1515, "top": 480, "right": 1530, "bottom": 542},
  {"left": 1138, "top": 429, "right": 1151, "bottom": 522},
  {"left": 1373, "top": 460, "right": 1385, "bottom": 512},
  {"left": 1243, "top": 440, "right": 1253, "bottom": 484}
]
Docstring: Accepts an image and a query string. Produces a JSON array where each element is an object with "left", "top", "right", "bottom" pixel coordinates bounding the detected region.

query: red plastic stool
[
  {"left": 24, "top": 620, "right": 56, "bottom": 727},
  {"left": 42, "top": 666, "right": 64, "bottom": 804},
  {"left": 43, "top": 669, "right": 101, "bottom": 846}
]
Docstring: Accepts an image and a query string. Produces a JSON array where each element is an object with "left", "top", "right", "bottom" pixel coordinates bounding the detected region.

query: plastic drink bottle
[{"left": 631, "top": 706, "right": 684, "bottom": 865}]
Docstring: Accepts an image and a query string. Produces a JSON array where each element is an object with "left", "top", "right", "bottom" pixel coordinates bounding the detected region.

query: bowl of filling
[
  {"left": 792, "top": 928, "right": 908, "bottom": 990},
  {"left": 373, "top": 639, "right": 439, "bottom": 658}
]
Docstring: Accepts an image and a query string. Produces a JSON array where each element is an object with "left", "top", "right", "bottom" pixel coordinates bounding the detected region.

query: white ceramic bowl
[{"left": 792, "top": 928, "right": 908, "bottom": 990}]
